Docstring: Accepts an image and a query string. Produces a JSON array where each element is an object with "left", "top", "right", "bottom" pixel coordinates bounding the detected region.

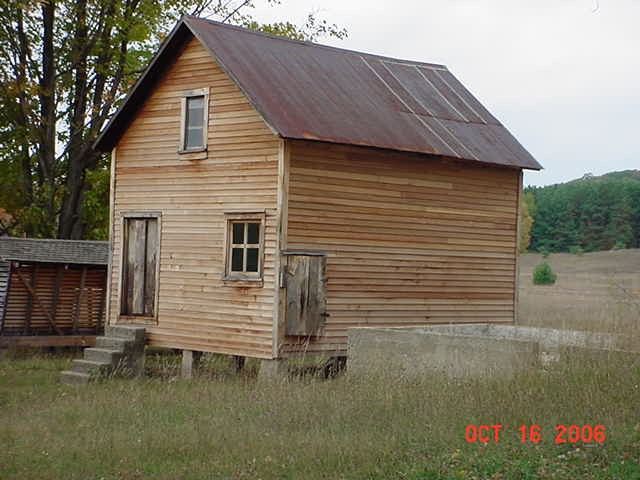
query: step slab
[
  {"left": 105, "top": 325, "right": 146, "bottom": 343},
  {"left": 84, "top": 347, "right": 123, "bottom": 364},
  {"left": 71, "top": 359, "right": 111, "bottom": 375},
  {"left": 60, "top": 370, "right": 90, "bottom": 386},
  {"left": 95, "top": 336, "right": 130, "bottom": 351}
]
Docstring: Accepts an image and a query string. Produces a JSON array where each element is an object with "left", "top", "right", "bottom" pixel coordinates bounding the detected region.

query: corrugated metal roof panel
[{"left": 95, "top": 17, "right": 542, "bottom": 170}]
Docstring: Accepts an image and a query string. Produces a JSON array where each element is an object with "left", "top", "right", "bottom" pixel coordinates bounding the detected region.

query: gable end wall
[{"left": 108, "top": 37, "right": 280, "bottom": 358}]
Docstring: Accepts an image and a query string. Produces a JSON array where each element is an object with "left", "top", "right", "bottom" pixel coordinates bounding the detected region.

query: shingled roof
[
  {"left": 0, "top": 238, "right": 109, "bottom": 266},
  {"left": 95, "top": 16, "right": 542, "bottom": 170}
]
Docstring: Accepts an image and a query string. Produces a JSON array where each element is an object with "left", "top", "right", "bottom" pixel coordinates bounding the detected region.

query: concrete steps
[{"left": 61, "top": 325, "right": 145, "bottom": 385}]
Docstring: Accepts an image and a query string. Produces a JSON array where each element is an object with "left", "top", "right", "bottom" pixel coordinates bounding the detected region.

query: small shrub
[
  {"left": 533, "top": 261, "right": 557, "bottom": 285},
  {"left": 568, "top": 245, "right": 584, "bottom": 255},
  {"left": 612, "top": 240, "right": 626, "bottom": 250},
  {"left": 538, "top": 247, "right": 550, "bottom": 259}
]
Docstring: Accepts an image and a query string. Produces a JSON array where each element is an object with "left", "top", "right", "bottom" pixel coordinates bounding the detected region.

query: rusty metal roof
[
  {"left": 95, "top": 17, "right": 542, "bottom": 170},
  {"left": 0, "top": 238, "right": 109, "bottom": 265}
]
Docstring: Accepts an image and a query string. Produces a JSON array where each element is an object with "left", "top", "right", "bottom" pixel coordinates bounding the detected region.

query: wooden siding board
[
  {"left": 281, "top": 140, "right": 520, "bottom": 356},
  {"left": 109, "top": 37, "right": 279, "bottom": 358},
  {"left": 2, "top": 264, "right": 106, "bottom": 334}
]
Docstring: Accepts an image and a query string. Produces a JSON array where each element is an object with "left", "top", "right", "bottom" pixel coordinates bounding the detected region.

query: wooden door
[
  {"left": 284, "top": 254, "right": 327, "bottom": 336},
  {"left": 121, "top": 217, "right": 158, "bottom": 318}
]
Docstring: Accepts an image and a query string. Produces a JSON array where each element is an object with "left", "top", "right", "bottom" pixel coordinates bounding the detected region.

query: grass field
[
  {"left": 519, "top": 249, "right": 640, "bottom": 335},
  {"left": 1, "top": 250, "right": 639, "bottom": 479}
]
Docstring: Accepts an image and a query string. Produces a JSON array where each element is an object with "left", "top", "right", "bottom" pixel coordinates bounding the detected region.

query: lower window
[{"left": 224, "top": 213, "right": 265, "bottom": 281}]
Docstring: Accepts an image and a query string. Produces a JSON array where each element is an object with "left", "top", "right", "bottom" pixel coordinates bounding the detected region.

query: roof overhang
[{"left": 95, "top": 17, "right": 542, "bottom": 171}]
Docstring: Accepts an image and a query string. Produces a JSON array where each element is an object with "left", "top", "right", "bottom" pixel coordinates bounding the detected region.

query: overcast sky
[{"left": 247, "top": 0, "right": 639, "bottom": 186}]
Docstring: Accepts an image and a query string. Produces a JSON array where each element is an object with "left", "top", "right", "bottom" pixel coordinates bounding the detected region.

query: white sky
[{"left": 248, "top": 0, "right": 640, "bottom": 186}]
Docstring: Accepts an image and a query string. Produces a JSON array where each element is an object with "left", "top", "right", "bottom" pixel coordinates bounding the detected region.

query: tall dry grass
[
  {"left": 518, "top": 250, "right": 640, "bottom": 337},
  {"left": 0, "top": 250, "right": 639, "bottom": 479},
  {"left": 1, "top": 350, "right": 639, "bottom": 479}
]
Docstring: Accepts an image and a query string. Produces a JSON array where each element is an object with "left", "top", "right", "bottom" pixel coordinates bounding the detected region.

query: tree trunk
[
  {"left": 38, "top": 0, "right": 56, "bottom": 217},
  {"left": 16, "top": 9, "right": 33, "bottom": 205},
  {"left": 58, "top": 147, "right": 99, "bottom": 239}
]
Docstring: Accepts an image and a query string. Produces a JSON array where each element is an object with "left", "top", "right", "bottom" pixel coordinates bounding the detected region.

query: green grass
[{"left": 1, "top": 351, "right": 639, "bottom": 479}]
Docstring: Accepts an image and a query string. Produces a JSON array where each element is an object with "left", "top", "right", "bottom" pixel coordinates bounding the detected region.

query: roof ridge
[{"left": 183, "top": 15, "right": 447, "bottom": 70}]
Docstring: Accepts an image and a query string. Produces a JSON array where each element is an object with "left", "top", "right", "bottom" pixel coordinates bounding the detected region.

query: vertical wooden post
[
  {"left": 49, "top": 265, "right": 64, "bottom": 334},
  {"left": 513, "top": 170, "right": 523, "bottom": 325},
  {"left": 105, "top": 146, "right": 117, "bottom": 328},
  {"left": 23, "top": 264, "right": 37, "bottom": 335},
  {"left": 73, "top": 266, "right": 87, "bottom": 333},
  {"left": 95, "top": 281, "right": 106, "bottom": 334},
  {"left": 272, "top": 139, "right": 290, "bottom": 359},
  {"left": 181, "top": 350, "right": 194, "bottom": 379},
  {"left": 233, "top": 355, "right": 245, "bottom": 373}
]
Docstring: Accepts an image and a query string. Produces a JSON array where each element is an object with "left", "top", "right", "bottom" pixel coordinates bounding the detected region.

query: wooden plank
[
  {"left": 72, "top": 266, "right": 87, "bottom": 333},
  {"left": 14, "top": 267, "right": 63, "bottom": 335},
  {"left": 144, "top": 218, "right": 158, "bottom": 316},
  {"left": 285, "top": 255, "right": 327, "bottom": 336},
  {"left": 50, "top": 265, "right": 64, "bottom": 334},
  {"left": 127, "top": 219, "right": 146, "bottom": 315},
  {"left": 0, "top": 335, "right": 96, "bottom": 348},
  {"left": 23, "top": 264, "right": 37, "bottom": 334},
  {"left": 0, "top": 261, "right": 11, "bottom": 335},
  {"left": 105, "top": 146, "right": 117, "bottom": 327},
  {"left": 513, "top": 169, "right": 523, "bottom": 324},
  {"left": 120, "top": 216, "right": 130, "bottom": 315}
]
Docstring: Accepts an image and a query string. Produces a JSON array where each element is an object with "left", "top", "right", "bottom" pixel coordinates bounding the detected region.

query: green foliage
[
  {"left": 83, "top": 165, "right": 111, "bottom": 240},
  {"left": 568, "top": 245, "right": 584, "bottom": 255},
  {"left": 533, "top": 261, "right": 557, "bottom": 285},
  {"left": 612, "top": 240, "right": 627, "bottom": 250},
  {"left": 528, "top": 170, "right": 640, "bottom": 253},
  {"left": 518, "top": 191, "right": 535, "bottom": 253},
  {"left": 0, "top": 1, "right": 347, "bottom": 239}
]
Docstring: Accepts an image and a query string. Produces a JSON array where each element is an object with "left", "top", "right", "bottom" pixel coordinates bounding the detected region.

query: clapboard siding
[
  {"left": 109, "top": 38, "right": 280, "bottom": 358},
  {"left": 281, "top": 140, "right": 520, "bottom": 356}
]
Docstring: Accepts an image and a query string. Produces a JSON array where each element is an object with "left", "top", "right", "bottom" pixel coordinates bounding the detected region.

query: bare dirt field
[{"left": 518, "top": 249, "right": 640, "bottom": 336}]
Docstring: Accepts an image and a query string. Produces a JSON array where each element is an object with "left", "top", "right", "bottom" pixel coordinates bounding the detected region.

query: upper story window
[{"left": 180, "top": 88, "right": 209, "bottom": 154}]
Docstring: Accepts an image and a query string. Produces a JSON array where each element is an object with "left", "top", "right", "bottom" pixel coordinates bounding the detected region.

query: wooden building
[
  {"left": 94, "top": 17, "right": 542, "bottom": 362},
  {"left": 0, "top": 238, "right": 108, "bottom": 348}
]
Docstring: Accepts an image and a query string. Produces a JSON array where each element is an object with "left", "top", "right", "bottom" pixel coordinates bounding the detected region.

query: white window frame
[
  {"left": 222, "top": 212, "right": 266, "bottom": 282},
  {"left": 179, "top": 87, "right": 209, "bottom": 154}
]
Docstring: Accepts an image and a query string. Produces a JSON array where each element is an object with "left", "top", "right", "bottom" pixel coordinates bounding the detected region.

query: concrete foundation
[{"left": 347, "top": 324, "right": 640, "bottom": 379}]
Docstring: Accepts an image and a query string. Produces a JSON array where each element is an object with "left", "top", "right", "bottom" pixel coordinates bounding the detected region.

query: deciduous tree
[{"left": 0, "top": 0, "right": 346, "bottom": 239}]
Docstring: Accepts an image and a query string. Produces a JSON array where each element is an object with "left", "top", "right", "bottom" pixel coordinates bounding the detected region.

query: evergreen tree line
[{"left": 524, "top": 171, "right": 640, "bottom": 253}]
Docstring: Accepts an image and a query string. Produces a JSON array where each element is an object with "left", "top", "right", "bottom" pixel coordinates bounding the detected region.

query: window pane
[
  {"left": 185, "top": 127, "right": 203, "bottom": 149},
  {"left": 231, "top": 248, "right": 244, "bottom": 272},
  {"left": 187, "top": 96, "right": 204, "bottom": 124},
  {"left": 232, "top": 223, "right": 244, "bottom": 244},
  {"left": 247, "top": 223, "right": 260, "bottom": 244},
  {"left": 246, "top": 248, "right": 259, "bottom": 272},
  {"left": 184, "top": 95, "right": 204, "bottom": 149}
]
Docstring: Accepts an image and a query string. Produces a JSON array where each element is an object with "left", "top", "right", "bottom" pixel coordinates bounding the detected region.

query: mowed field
[
  {"left": 519, "top": 249, "right": 640, "bottom": 336},
  {"left": 0, "top": 250, "right": 639, "bottom": 479}
]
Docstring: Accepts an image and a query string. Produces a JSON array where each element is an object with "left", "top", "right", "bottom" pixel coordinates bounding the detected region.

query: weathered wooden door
[
  {"left": 121, "top": 217, "right": 158, "bottom": 318},
  {"left": 284, "top": 254, "right": 327, "bottom": 336}
]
